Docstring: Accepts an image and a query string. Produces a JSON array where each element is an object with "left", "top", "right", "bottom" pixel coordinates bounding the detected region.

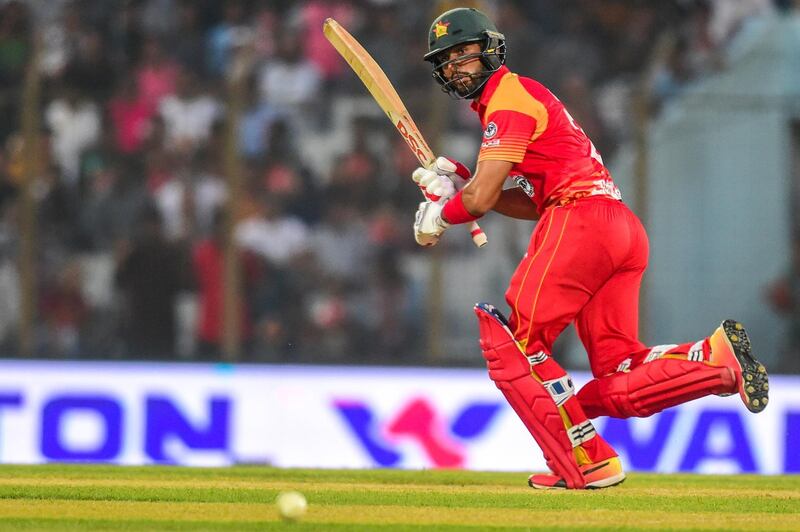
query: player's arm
[
  {"left": 448, "top": 159, "right": 539, "bottom": 221},
  {"left": 493, "top": 188, "right": 540, "bottom": 220},
  {"left": 458, "top": 159, "right": 513, "bottom": 217}
]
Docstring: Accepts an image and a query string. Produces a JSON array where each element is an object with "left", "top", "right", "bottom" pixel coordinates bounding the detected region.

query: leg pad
[
  {"left": 577, "top": 358, "right": 735, "bottom": 419},
  {"left": 475, "top": 303, "right": 585, "bottom": 489}
]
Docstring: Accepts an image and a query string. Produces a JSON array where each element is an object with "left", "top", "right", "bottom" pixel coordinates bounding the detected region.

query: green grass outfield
[{"left": 0, "top": 465, "right": 798, "bottom": 531}]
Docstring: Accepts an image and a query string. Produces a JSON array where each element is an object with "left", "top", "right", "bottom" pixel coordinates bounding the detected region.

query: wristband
[{"left": 442, "top": 190, "right": 480, "bottom": 225}]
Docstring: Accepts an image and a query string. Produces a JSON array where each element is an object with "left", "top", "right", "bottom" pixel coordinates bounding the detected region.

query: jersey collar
[{"left": 470, "top": 65, "right": 510, "bottom": 114}]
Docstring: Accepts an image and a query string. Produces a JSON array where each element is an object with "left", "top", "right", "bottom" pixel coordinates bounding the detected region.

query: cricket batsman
[{"left": 411, "top": 7, "right": 769, "bottom": 489}]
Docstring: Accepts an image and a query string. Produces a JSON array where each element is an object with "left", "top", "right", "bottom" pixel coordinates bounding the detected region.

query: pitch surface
[{"left": 1, "top": 465, "right": 798, "bottom": 530}]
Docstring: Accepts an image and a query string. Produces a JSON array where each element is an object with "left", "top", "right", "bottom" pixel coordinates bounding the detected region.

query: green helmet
[{"left": 423, "top": 7, "right": 506, "bottom": 99}]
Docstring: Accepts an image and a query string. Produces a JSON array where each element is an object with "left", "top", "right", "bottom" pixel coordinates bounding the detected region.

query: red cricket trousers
[{"left": 505, "top": 196, "right": 650, "bottom": 377}]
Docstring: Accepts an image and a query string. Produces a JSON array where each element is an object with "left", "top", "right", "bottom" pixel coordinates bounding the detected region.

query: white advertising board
[{"left": 0, "top": 361, "right": 796, "bottom": 474}]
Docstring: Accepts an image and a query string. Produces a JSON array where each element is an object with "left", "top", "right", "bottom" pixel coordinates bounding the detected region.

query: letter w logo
[{"left": 333, "top": 397, "right": 501, "bottom": 467}]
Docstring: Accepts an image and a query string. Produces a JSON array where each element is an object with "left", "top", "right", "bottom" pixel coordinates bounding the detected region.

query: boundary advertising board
[{"left": 0, "top": 361, "right": 796, "bottom": 473}]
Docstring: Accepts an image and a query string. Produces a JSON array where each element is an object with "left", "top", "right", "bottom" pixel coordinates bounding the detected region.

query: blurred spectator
[
  {"left": 45, "top": 85, "right": 100, "bottom": 185},
  {"left": 299, "top": 0, "right": 353, "bottom": 82},
  {"left": 39, "top": 259, "right": 87, "bottom": 357},
  {"left": 37, "top": 0, "right": 76, "bottom": 79},
  {"left": 79, "top": 160, "right": 148, "bottom": 251},
  {"left": 192, "top": 209, "right": 262, "bottom": 359},
  {"left": 257, "top": 30, "right": 321, "bottom": 134},
  {"left": 359, "top": 5, "right": 407, "bottom": 84},
  {"left": 235, "top": 192, "right": 310, "bottom": 269},
  {"left": 158, "top": 67, "right": 222, "bottom": 155},
  {"left": 361, "top": 246, "right": 415, "bottom": 360},
  {"left": 135, "top": 37, "right": 178, "bottom": 112},
  {"left": 0, "top": 253, "right": 19, "bottom": 351},
  {"left": 305, "top": 280, "right": 362, "bottom": 361},
  {"left": 328, "top": 148, "right": 379, "bottom": 207},
  {"left": 652, "top": 37, "right": 695, "bottom": 110},
  {"left": 532, "top": 5, "right": 603, "bottom": 89},
  {"left": 108, "top": 75, "right": 153, "bottom": 155},
  {"left": 143, "top": 139, "right": 174, "bottom": 193},
  {"left": 239, "top": 74, "right": 283, "bottom": 160},
  {"left": 115, "top": 205, "right": 191, "bottom": 358},
  {"left": 496, "top": 1, "right": 543, "bottom": 75},
  {"left": 154, "top": 152, "right": 227, "bottom": 241},
  {"left": 250, "top": 3, "right": 278, "bottom": 62},
  {"left": 681, "top": 0, "right": 723, "bottom": 77},
  {"left": 62, "top": 29, "right": 116, "bottom": 102},
  {"left": 206, "top": 0, "right": 251, "bottom": 78},
  {"left": 0, "top": 1, "right": 31, "bottom": 82},
  {"left": 140, "top": 0, "right": 179, "bottom": 38},
  {"left": 557, "top": 72, "right": 614, "bottom": 157},
  {"left": 170, "top": 1, "right": 208, "bottom": 76},
  {"left": 107, "top": 0, "right": 144, "bottom": 71},
  {"left": 250, "top": 256, "right": 309, "bottom": 362},
  {"left": 259, "top": 121, "right": 322, "bottom": 224},
  {"left": 38, "top": 163, "right": 80, "bottom": 248},
  {"left": 312, "top": 190, "right": 372, "bottom": 284}
]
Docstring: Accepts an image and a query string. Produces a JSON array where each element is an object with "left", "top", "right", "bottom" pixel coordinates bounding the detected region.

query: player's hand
[
  {"left": 413, "top": 201, "right": 450, "bottom": 247},
  {"left": 411, "top": 156, "right": 471, "bottom": 203}
]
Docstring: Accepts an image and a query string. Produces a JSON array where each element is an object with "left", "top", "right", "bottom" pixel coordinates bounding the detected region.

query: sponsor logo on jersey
[
  {"left": 481, "top": 139, "right": 500, "bottom": 148},
  {"left": 512, "top": 174, "right": 534, "bottom": 198}
]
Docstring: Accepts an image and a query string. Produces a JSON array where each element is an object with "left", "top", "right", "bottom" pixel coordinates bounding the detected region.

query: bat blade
[
  {"left": 323, "top": 18, "right": 487, "bottom": 248},
  {"left": 323, "top": 18, "right": 434, "bottom": 167}
]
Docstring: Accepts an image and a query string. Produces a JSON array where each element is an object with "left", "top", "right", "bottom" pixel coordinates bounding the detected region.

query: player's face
[{"left": 440, "top": 43, "right": 484, "bottom": 96}]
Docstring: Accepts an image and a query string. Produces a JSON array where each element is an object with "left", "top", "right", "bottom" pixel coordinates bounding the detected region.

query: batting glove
[
  {"left": 411, "top": 156, "right": 472, "bottom": 203},
  {"left": 413, "top": 200, "right": 450, "bottom": 247}
]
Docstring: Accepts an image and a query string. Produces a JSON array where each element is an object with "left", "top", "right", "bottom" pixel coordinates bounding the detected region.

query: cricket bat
[{"left": 322, "top": 18, "right": 487, "bottom": 248}]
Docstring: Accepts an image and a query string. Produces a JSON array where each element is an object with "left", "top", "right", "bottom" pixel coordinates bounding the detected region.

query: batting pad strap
[
  {"left": 688, "top": 340, "right": 705, "bottom": 362},
  {"left": 542, "top": 375, "right": 574, "bottom": 407},
  {"left": 526, "top": 350, "right": 548, "bottom": 366},
  {"left": 566, "top": 420, "right": 597, "bottom": 447},
  {"left": 643, "top": 344, "right": 678, "bottom": 363}
]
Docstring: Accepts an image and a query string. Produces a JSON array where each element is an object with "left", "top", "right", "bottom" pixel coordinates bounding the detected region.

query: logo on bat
[{"left": 395, "top": 120, "right": 426, "bottom": 162}]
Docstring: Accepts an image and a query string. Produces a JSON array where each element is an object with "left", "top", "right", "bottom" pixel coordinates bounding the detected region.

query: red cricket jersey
[{"left": 471, "top": 66, "right": 620, "bottom": 214}]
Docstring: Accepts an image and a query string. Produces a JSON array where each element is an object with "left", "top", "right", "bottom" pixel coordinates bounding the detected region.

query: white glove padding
[
  {"left": 411, "top": 156, "right": 472, "bottom": 203},
  {"left": 413, "top": 201, "right": 450, "bottom": 247}
]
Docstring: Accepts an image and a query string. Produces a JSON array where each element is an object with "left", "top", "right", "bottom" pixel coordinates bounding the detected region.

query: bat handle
[{"left": 469, "top": 221, "right": 488, "bottom": 248}]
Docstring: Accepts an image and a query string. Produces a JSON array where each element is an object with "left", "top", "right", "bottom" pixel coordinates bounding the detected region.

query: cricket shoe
[
  {"left": 528, "top": 456, "right": 625, "bottom": 490},
  {"left": 709, "top": 319, "right": 769, "bottom": 413}
]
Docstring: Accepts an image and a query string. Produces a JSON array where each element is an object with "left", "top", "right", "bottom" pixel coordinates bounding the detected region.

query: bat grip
[
  {"left": 420, "top": 160, "right": 487, "bottom": 247},
  {"left": 469, "top": 221, "right": 487, "bottom": 248}
]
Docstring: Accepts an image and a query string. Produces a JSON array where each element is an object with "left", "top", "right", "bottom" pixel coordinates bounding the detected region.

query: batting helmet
[{"left": 423, "top": 8, "right": 506, "bottom": 99}]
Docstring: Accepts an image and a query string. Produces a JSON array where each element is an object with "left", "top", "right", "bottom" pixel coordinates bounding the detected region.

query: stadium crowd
[{"left": 0, "top": 0, "right": 786, "bottom": 364}]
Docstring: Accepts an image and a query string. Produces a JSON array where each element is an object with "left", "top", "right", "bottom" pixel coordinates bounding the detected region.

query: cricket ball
[{"left": 276, "top": 490, "right": 307, "bottom": 521}]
